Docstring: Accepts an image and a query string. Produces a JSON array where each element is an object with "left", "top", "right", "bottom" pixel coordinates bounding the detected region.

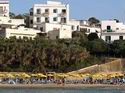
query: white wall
[
  {"left": 0, "top": 16, "right": 24, "bottom": 26},
  {"left": 41, "top": 23, "right": 72, "bottom": 33},
  {"left": 30, "top": 1, "right": 69, "bottom": 28},
  {"left": 0, "top": 0, "right": 9, "bottom": 17},
  {"left": 59, "top": 29, "right": 72, "bottom": 39},
  {"left": 5, "top": 26, "right": 41, "bottom": 39},
  {"left": 48, "top": 28, "right": 72, "bottom": 39},
  {"left": 69, "top": 19, "right": 80, "bottom": 31},
  {"left": 101, "top": 20, "right": 116, "bottom": 31},
  {"left": 43, "top": 23, "right": 72, "bottom": 39},
  {"left": 101, "top": 33, "right": 125, "bottom": 42},
  {"left": 101, "top": 20, "right": 125, "bottom": 42}
]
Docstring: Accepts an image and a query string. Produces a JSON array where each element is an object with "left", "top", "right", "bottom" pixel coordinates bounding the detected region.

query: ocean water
[{"left": 0, "top": 88, "right": 124, "bottom": 93}]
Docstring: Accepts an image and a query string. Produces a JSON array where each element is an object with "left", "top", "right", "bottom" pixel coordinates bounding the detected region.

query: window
[
  {"left": 30, "top": 12, "right": 33, "bottom": 16},
  {"left": 45, "top": 17, "right": 49, "bottom": 23},
  {"left": 77, "top": 26, "right": 79, "bottom": 31},
  {"left": 40, "top": 27, "right": 43, "bottom": 32},
  {"left": 61, "top": 18, "right": 66, "bottom": 23},
  {"left": 30, "top": 20, "right": 33, "bottom": 24},
  {"left": 105, "top": 36, "right": 111, "bottom": 43},
  {"left": 53, "top": 9, "right": 57, "bottom": 13},
  {"left": 45, "top": 9, "right": 49, "bottom": 13},
  {"left": 56, "top": 36, "right": 59, "bottom": 39},
  {"left": 71, "top": 26, "right": 75, "bottom": 30},
  {"left": 116, "top": 28, "right": 119, "bottom": 30},
  {"left": 62, "top": 9, "right": 66, "bottom": 14},
  {"left": 0, "top": 7, "right": 3, "bottom": 14},
  {"left": 37, "top": 9, "right": 41, "bottom": 14},
  {"left": 107, "top": 26, "right": 111, "bottom": 30},
  {"left": 87, "top": 29, "right": 90, "bottom": 33},
  {"left": 107, "top": 26, "right": 112, "bottom": 32},
  {"left": 53, "top": 17, "right": 57, "bottom": 21},
  {"left": 37, "top": 17, "right": 41, "bottom": 23},
  {"left": 119, "top": 36, "right": 123, "bottom": 40}
]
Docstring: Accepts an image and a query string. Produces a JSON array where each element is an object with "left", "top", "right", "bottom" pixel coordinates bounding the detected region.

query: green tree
[
  {"left": 88, "top": 17, "right": 100, "bottom": 26},
  {"left": 87, "top": 33, "right": 99, "bottom": 41}
]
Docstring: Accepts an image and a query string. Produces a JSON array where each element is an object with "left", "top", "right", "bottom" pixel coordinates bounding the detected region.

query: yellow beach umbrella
[
  {"left": 81, "top": 73, "right": 91, "bottom": 78},
  {"left": 6, "top": 74, "right": 15, "bottom": 78},
  {"left": 13, "top": 73, "right": 21, "bottom": 77},
  {"left": 108, "top": 73, "right": 124, "bottom": 78},
  {"left": 55, "top": 73, "right": 68, "bottom": 78},
  {"left": 0, "top": 74, "right": 5, "bottom": 77},
  {"left": 47, "top": 74, "right": 54, "bottom": 77},
  {"left": 21, "top": 73, "right": 30, "bottom": 78},
  {"left": 31, "top": 74, "right": 37, "bottom": 77},
  {"left": 92, "top": 73, "right": 106, "bottom": 79},
  {"left": 37, "top": 73, "right": 47, "bottom": 78},
  {"left": 67, "top": 73, "right": 81, "bottom": 78}
]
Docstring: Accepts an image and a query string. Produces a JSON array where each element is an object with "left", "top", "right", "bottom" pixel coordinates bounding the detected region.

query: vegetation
[
  {"left": 5, "top": 14, "right": 125, "bottom": 73},
  {"left": 0, "top": 31, "right": 124, "bottom": 73},
  {"left": 88, "top": 17, "right": 100, "bottom": 26},
  {"left": 9, "top": 12, "right": 30, "bottom": 27}
]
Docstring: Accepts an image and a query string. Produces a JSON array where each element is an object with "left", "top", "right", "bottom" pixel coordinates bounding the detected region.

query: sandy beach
[{"left": 0, "top": 84, "right": 124, "bottom": 89}]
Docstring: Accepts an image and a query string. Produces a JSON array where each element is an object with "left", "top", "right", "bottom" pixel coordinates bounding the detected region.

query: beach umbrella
[
  {"left": 0, "top": 74, "right": 5, "bottom": 77},
  {"left": 21, "top": 73, "right": 31, "bottom": 78},
  {"left": 108, "top": 73, "right": 124, "bottom": 78},
  {"left": 81, "top": 73, "right": 91, "bottom": 78},
  {"left": 55, "top": 73, "right": 68, "bottom": 78},
  {"left": 13, "top": 73, "right": 21, "bottom": 77},
  {"left": 31, "top": 74, "right": 38, "bottom": 77},
  {"left": 67, "top": 73, "right": 82, "bottom": 78},
  {"left": 6, "top": 74, "right": 15, "bottom": 78},
  {"left": 37, "top": 73, "right": 47, "bottom": 78},
  {"left": 47, "top": 74, "right": 54, "bottom": 77},
  {"left": 92, "top": 73, "right": 107, "bottom": 79}
]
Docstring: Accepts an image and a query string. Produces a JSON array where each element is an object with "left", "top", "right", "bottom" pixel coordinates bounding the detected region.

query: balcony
[
  {"left": 34, "top": 13, "right": 42, "bottom": 16},
  {"left": 42, "top": 12, "right": 49, "bottom": 17},
  {"left": 58, "top": 13, "right": 67, "bottom": 17},
  {"left": 103, "top": 29, "right": 115, "bottom": 32}
]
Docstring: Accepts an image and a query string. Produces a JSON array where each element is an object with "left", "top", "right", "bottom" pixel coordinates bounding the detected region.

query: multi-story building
[
  {"left": 0, "top": 0, "right": 41, "bottom": 39},
  {"left": 0, "top": 0, "right": 9, "bottom": 17},
  {"left": 29, "top": 0, "right": 73, "bottom": 39},
  {"left": 101, "top": 20, "right": 125, "bottom": 43},
  {"left": 0, "top": 26, "right": 41, "bottom": 39},
  {"left": 0, "top": 0, "right": 24, "bottom": 27},
  {"left": 29, "top": 1, "right": 69, "bottom": 31}
]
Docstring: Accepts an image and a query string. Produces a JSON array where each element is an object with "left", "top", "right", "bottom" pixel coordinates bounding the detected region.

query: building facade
[
  {"left": 29, "top": 1, "right": 69, "bottom": 31},
  {"left": 101, "top": 20, "right": 125, "bottom": 43},
  {"left": 0, "top": 0, "right": 9, "bottom": 17},
  {"left": 0, "top": 0, "right": 41, "bottom": 39},
  {"left": 0, "top": 26, "right": 41, "bottom": 39}
]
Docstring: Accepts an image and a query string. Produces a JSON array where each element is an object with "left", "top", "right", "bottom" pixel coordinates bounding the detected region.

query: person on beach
[{"left": 62, "top": 77, "right": 65, "bottom": 86}]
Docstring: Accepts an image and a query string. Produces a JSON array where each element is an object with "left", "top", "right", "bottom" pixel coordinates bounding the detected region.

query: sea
[{"left": 0, "top": 88, "right": 125, "bottom": 93}]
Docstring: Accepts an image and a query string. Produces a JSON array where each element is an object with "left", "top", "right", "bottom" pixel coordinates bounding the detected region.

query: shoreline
[{"left": 0, "top": 84, "right": 125, "bottom": 89}]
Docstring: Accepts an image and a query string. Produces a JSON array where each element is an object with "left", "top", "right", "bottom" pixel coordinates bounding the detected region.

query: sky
[{"left": 9, "top": 0, "right": 125, "bottom": 22}]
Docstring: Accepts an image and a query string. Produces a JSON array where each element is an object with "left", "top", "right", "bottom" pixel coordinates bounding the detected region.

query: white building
[
  {"left": 101, "top": 20, "right": 125, "bottom": 43},
  {"left": 29, "top": 0, "right": 69, "bottom": 30},
  {"left": 0, "top": 26, "right": 41, "bottom": 39},
  {"left": 42, "top": 23, "right": 72, "bottom": 39},
  {"left": 0, "top": 0, "right": 9, "bottom": 17},
  {"left": 0, "top": 0, "right": 24, "bottom": 27},
  {"left": 0, "top": 16, "right": 24, "bottom": 27},
  {"left": 68, "top": 19, "right": 80, "bottom": 31},
  {"left": 0, "top": 0, "right": 41, "bottom": 39},
  {"left": 28, "top": 0, "right": 74, "bottom": 39}
]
